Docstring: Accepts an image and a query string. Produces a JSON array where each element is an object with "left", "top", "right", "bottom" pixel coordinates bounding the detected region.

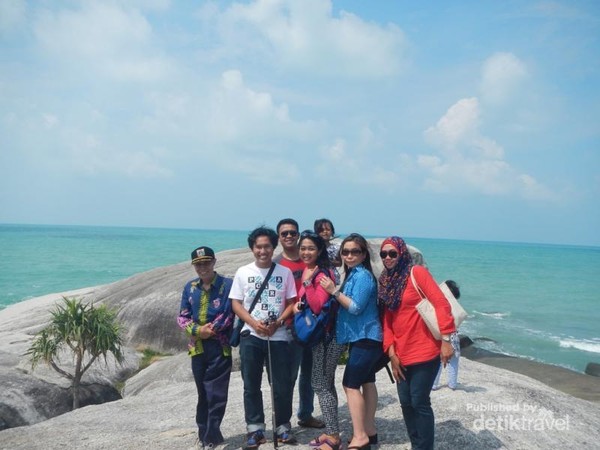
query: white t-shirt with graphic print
[{"left": 230, "top": 262, "right": 297, "bottom": 342}]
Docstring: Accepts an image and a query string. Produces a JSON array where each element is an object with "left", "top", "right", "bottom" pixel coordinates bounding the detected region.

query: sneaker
[
  {"left": 277, "top": 430, "right": 298, "bottom": 445},
  {"left": 245, "top": 430, "right": 266, "bottom": 449}
]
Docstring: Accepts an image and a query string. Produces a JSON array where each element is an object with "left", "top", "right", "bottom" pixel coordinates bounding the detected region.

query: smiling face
[
  {"left": 252, "top": 236, "right": 275, "bottom": 268},
  {"left": 193, "top": 259, "right": 215, "bottom": 279},
  {"left": 299, "top": 237, "right": 319, "bottom": 267},
  {"left": 278, "top": 224, "right": 299, "bottom": 251},
  {"left": 380, "top": 243, "right": 399, "bottom": 270},
  {"left": 340, "top": 240, "right": 366, "bottom": 269},
  {"left": 317, "top": 222, "right": 333, "bottom": 242}
]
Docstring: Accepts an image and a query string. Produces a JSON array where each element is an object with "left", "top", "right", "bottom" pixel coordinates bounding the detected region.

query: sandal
[
  {"left": 314, "top": 438, "right": 340, "bottom": 450},
  {"left": 347, "top": 434, "right": 378, "bottom": 445},
  {"left": 309, "top": 435, "right": 329, "bottom": 447}
]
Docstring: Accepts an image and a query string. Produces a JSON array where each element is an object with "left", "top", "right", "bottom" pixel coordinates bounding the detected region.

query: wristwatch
[
  {"left": 441, "top": 335, "right": 451, "bottom": 343},
  {"left": 333, "top": 290, "right": 341, "bottom": 299}
]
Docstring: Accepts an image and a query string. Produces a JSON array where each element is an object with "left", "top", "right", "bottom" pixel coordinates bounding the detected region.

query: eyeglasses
[
  {"left": 341, "top": 248, "right": 364, "bottom": 256},
  {"left": 379, "top": 250, "right": 399, "bottom": 259},
  {"left": 280, "top": 230, "right": 298, "bottom": 238}
]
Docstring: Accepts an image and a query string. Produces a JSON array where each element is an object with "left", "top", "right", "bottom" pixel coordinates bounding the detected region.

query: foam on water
[
  {"left": 472, "top": 310, "right": 511, "bottom": 319},
  {"left": 559, "top": 338, "right": 600, "bottom": 354}
]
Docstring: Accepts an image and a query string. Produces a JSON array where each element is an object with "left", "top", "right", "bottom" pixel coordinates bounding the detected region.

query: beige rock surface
[{"left": 1, "top": 354, "right": 599, "bottom": 449}]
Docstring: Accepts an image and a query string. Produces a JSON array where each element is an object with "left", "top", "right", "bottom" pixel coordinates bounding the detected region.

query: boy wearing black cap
[{"left": 177, "top": 246, "right": 234, "bottom": 449}]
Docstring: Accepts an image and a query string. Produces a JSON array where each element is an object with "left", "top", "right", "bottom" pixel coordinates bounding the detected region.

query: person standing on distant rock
[
  {"left": 432, "top": 280, "right": 462, "bottom": 391},
  {"left": 177, "top": 246, "right": 234, "bottom": 449},
  {"left": 274, "top": 218, "right": 325, "bottom": 431},
  {"left": 230, "top": 226, "right": 299, "bottom": 448},
  {"left": 379, "top": 236, "right": 455, "bottom": 450}
]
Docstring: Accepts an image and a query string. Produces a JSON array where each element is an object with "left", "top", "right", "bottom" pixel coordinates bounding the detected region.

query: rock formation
[{"left": 1, "top": 243, "right": 599, "bottom": 449}]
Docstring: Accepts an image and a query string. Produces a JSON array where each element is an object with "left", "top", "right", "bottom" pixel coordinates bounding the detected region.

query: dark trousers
[
  {"left": 290, "top": 341, "right": 315, "bottom": 420},
  {"left": 191, "top": 340, "right": 232, "bottom": 446},
  {"left": 240, "top": 334, "right": 293, "bottom": 433},
  {"left": 396, "top": 356, "right": 440, "bottom": 450}
]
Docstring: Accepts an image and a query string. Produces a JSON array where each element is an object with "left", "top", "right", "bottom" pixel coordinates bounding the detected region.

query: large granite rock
[
  {"left": 0, "top": 247, "right": 259, "bottom": 429},
  {"left": 0, "top": 355, "right": 599, "bottom": 449}
]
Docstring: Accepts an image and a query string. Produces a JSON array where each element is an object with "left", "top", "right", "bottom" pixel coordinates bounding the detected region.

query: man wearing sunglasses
[{"left": 274, "top": 218, "right": 325, "bottom": 430}]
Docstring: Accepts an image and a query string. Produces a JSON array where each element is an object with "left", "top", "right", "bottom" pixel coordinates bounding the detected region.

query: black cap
[{"left": 191, "top": 246, "right": 215, "bottom": 264}]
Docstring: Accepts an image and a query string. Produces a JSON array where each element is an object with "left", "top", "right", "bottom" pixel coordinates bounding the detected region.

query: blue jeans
[
  {"left": 290, "top": 341, "right": 315, "bottom": 420},
  {"left": 396, "top": 356, "right": 440, "bottom": 450},
  {"left": 191, "top": 340, "right": 232, "bottom": 446},
  {"left": 434, "top": 333, "right": 460, "bottom": 389},
  {"left": 240, "top": 334, "right": 294, "bottom": 434}
]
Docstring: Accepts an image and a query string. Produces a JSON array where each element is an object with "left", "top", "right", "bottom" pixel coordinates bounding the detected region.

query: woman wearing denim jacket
[{"left": 320, "top": 233, "right": 382, "bottom": 450}]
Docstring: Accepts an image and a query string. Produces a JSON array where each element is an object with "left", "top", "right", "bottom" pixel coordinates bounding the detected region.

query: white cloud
[
  {"left": 421, "top": 97, "right": 557, "bottom": 201},
  {"left": 480, "top": 52, "right": 528, "bottom": 104},
  {"left": 136, "top": 69, "right": 316, "bottom": 182},
  {"left": 317, "top": 138, "right": 399, "bottom": 187},
  {"left": 33, "top": 2, "right": 171, "bottom": 82},
  {"left": 423, "top": 97, "right": 480, "bottom": 155},
  {"left": 0, "top": 0, "right": 26, "bottom": 33},
  {"left": 42, "top": 113, "right": 59, "bottom": 129},
  {"left": 63, "top": 130, "right": 172, "bottom": 178},
  {"left": 220, "top": 0, "right": 407, "bottom": 78},
  {"left": 200, "top": 69, "right": 318, "bottom": 148}
]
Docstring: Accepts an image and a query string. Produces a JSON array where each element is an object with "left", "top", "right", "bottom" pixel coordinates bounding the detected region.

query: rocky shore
[{"left": 1, "top": 244, "right": 599, "bottom": 449}]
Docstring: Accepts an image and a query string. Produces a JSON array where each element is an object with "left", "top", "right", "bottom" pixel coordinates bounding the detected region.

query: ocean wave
[
  {"left": 472, "top": 310, "right": 511, "bottom": 319},
  {"left": 559, "top": 338, "right": 600, "bottom": 354}
]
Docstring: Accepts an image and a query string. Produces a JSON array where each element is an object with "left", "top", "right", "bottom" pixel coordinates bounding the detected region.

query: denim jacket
[{"left": 336, "top": 264, "right": 382, "bottom": 344}]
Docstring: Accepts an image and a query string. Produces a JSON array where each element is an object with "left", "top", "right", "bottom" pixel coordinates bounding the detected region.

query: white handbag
[{"left": 411, "top": 267, "right": 467, "bottom": 340}]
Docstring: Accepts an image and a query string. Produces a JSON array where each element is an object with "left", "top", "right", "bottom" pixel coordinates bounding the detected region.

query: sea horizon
[{"left": 2, "top": 221, "right": 598, "bottom": 249}]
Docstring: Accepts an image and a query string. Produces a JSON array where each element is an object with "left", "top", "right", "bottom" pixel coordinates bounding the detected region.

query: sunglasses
[
  {"left": 341, "top": 248, "right": 364, "bottom": 256},
  {"left": 300, "top": 230, "right": 318, "bottom": 239},
  {"left": 280, "top": 230, "right": 298, "bottom": 238},
  {"left": 379, "top": 250, "right": 399, "bottom": 259}
]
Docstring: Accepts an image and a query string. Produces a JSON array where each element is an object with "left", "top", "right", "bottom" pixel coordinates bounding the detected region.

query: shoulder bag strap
[
  {"left": 248, "top": 263, "right": 276, "bottom": 315},
  {"left": 410, "top": 267, "right": 427, "bottom": 301}
]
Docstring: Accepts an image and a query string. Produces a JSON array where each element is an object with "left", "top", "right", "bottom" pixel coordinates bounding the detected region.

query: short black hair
[
  {"left": 314, "top": 218, "right": 335, "bottom": 236},
  {"left": 248, "top": 226, "right": 278, "bottom": 249},
  {"left": 445, "top": 280, "right": 461, "bottom": 299},
  {"left": 276, "top": 218, "right": 299, "bottom": 234}
]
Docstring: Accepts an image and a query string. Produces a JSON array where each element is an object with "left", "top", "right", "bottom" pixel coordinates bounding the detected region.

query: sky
[{"left": 1, "top": 0, "right": 599, "bottom": 246}]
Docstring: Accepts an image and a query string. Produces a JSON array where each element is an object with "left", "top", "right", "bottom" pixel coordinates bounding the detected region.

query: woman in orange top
[{"left": 379, "top": 236, "right": 455, "bottom": 450}]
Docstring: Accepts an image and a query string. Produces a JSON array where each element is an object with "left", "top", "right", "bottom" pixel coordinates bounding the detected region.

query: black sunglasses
[
  {"left": 341, "top": 248, "right": 364, "bottom": 256},
  {"left": 280, "top": 230, "right": 298, "bottom": 237},
  {"left": 380, "top": 250, "right": 399, "bottom": 259}
]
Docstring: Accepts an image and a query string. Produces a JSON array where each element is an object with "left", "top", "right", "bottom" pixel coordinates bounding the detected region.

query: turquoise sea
[{"left": 1, "top": 224, "right": 599, "bottom": 374}]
